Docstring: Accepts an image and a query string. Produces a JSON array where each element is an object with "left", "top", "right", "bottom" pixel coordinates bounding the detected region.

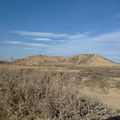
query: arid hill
[
  {"left": 69, "top": 54, "right": 115, "bottom": 65},
  {"left": 13, "top": 54, "right": 115, "bottom": 66},
  {"left": 14, "top": 54, "right": 68, "bottom": 65}
]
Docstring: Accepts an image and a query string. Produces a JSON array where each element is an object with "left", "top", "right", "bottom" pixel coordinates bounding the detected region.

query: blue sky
[{"left": 0, "top": 0, "right": 120, "bottom": 62}]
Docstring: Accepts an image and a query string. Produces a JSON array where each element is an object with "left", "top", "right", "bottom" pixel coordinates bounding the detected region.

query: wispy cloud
[
  {"left": 68, "top": 34, "right": 87, "bottom": 40},
  {"left": 12, "top": 31, "right": 68, "bottom": 38},
  {"left": 10, "top": 30, "right": 120, "bottom": 43},
  {"left": 91, "top": 31, "right": 120, "bottom": 42},
  {"left": 34, "top": 38, "right": 53, "bottom": 42},
  {"left": 47, "top": 31, "right": 120, "bottom": 56},
  {"left": 8, "top": 30, "right": 120, "bottom": 60},
  {"left": 4, "top": 41, "right": 23, "bottom": 44},
  {"left": 56, "top": 40, "right": 66, "bottom": 43},
  {"left": 3, "top": 41, "right": 50, "bottom": 48},
  {"left": 24, "top": 47, "right": 43, "bottom": 51},
  {"left": 12, "top": 30, "right": 88, "bottom": 41}
]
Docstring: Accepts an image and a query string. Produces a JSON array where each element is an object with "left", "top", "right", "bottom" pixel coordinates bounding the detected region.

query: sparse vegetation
[{"left": 0, "top": 66, "right": 119, "bottom": 120}]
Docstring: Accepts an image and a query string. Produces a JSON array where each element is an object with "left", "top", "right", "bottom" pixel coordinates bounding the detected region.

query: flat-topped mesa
[{"left": 68, "top": 54, "right": 115, "bottom": 65}]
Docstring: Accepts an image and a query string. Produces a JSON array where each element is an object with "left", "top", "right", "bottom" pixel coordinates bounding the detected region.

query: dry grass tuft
[{"left": 0, "top": 68, "right": 118, "bottom": 120}]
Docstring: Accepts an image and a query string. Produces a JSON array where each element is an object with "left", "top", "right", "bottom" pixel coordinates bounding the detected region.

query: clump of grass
[{"left": 0, "top": 68, "right": 116, "bottom": 120}]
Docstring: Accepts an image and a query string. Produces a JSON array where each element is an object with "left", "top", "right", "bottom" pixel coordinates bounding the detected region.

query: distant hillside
[
  {"left": 12, "top": 54, "right": 115, "bottom": 66},
  {"left": 69, "top": 54, "right": 114, "bottom": 65},
  {"left": 14, "top": 55, "right": 68, "bottom": 65}
]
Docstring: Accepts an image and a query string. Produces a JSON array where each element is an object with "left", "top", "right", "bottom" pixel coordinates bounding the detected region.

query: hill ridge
[
  {"left": 13, "top": 54, "right": 115, "bottom": 66},
  {"left": 69, "top": 54, "right": 114, "bottom": 65}
]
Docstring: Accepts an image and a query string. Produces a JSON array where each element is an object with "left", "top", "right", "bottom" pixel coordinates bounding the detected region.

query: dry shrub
[{"left": 0, "top": 68, "right": 116, "bottom": 120}]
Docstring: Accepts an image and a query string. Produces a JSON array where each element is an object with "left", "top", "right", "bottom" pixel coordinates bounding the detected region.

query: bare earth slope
[
  {"left": 14, "top": 54, "right": 68, "bottom": 65},
  {"left": 14, "top": 54, "right": 115, "bottom": 66},
  {"left": 69, "top": 54, "right": 114, "bottom": 65}
]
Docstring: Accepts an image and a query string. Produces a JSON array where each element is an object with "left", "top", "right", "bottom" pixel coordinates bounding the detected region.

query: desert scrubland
[{"left": 0, "top": 54, "right": 120, "bottom": 120}]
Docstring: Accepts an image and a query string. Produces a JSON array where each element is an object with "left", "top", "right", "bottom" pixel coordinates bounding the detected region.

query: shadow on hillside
[{"left": 105, "top": 116, "right": 120, "bottom": 120}]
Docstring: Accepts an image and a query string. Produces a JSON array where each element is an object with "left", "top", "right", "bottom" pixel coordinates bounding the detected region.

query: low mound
[
  {"left": 69, "top": 54, "right": 114, "bottom": 65},
  {"left": 12, "top": 54, "right": 115, "bottom": 66},
  {"left": 14, "top": 55, "right": 67, "bottom": 65}
]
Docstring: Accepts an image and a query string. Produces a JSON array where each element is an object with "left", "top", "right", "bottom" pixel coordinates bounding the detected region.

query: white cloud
[
  {"left": 24, "top": 48, "right": 43, "bottom": 51},
  {"left": 4, "top": 41, "right": 23, "bottom": 44},
  {"left": 91, "top": 31, "right": 120, "bottom": 42},
  {"left": 47, "top": 31, "right": 120, "bottom": 56},
  {"left": 34, "top": 38, "right": 53, "bottom": 42},
  {"left": 12, "top": 31, "right": 68, "bottom": 38},
  {"left": 9, "top": 30, "right": 120, "bottom": 56},
  {"left": 11, "top": 30, "right": 88, "bottom": 41},
  {"left": 68, "top": 34, "right": 87, "bottom": 40},
  {"left": 10, "top": 30, "right": 120, "bottom": 43},
  {"left": 3, "top": 41, "right": 50, "bottom": 48},
  {"left": 3, "top": 30, "right": 120, "bottom": 62},
  {"left": 56, "top": 40, "right": 66, "bottom": 43}
]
